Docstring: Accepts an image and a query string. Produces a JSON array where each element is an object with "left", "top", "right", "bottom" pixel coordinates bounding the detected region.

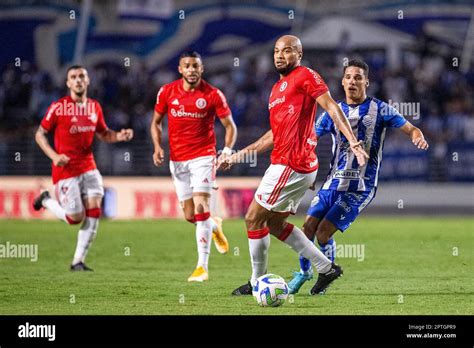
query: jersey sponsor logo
[
  {"left": 195, "top": 98, "right": 207, "bottom": 109},
  {"left": 170, "top": 107, "right": 206, "bottom": 118},
  {"left": 268, "top": 95, "right": 285, "bottom": 110},
  {"left": 335, "top": 196, "right": 352, "bottom": 213},
  {"left": 69, "top": 125, "right": 96, "bottom": 134},
  {"left": 172, "top": 98, "right": 179, "bottom": 105},
  {"left": 334, "top": 169, "right": 360, "bottom": 179},
  {"left": 279, "top": 81, "right": 288, "bottom": 92}
]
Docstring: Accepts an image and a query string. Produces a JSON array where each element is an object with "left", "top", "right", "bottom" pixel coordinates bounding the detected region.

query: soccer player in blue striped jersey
[{"left": 288, "top": 59, "right": 429, "bottom": 295}]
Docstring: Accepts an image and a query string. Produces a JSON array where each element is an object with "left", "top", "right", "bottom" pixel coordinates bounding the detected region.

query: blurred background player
[
  {"left": 287, "top": 59, "right": 429, "bottom": 294},
  {"left": 219, "top": 35, "right": 369, "bottom": 296},
  {"left": 151, "top": 51, "right": 237, "bottom": 282},
  {"left": 32, "top": 65, "right": 134, "bottom": 271}
]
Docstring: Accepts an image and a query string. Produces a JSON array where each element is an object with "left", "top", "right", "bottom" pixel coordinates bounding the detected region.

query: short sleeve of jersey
[
  {"left": 95, "top": 102, "right": 107, "bottom": 133},
  {"left": 213, "top": 88, "right": 231, "bottom": 118},
  {"left": 315, "top": 111, "right": 333, "bottom": 137},
  {"left": 40, "top": 102, "right": 60, "bottom": 131},
  {"left": 382, "top": 102, "right": 408, "bottom": 128},
  {"left": 154, "top": 85, "right": 169, "bottom": 114},
  {"left": 300, "top": 67, "right": 329, "bottom": 99}
]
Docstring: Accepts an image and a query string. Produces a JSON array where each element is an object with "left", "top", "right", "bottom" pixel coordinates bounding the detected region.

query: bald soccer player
[{"left": 219, "top": 35, "right": 369, "bottom": 296}]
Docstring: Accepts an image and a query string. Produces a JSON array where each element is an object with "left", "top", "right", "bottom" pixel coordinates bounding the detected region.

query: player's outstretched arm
[
  {"left": 218, "top": 129, "right": 273, "bottom": 171},
  {"left": 399, "top": 122, "right": 429, "bottom": 150},
  {"left": 316, "top": 92, "right": 369, "bottom": 166},
  {"left": 35, "top": 126, "right": 70, "bottom": 167},
  {"left": 96, "top": 128, "right": 134, "bottom": 143},
  {"left": 150, "top": 110, "right": 165, "bottom": 166}
]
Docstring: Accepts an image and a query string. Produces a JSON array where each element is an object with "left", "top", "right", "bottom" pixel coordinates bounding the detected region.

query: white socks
[
  {"left": 43, "top": 198, "right": 67, "bottom": 222},
  {"left": 72, "top": 217, "right": 98, "bottom": 265},
  {"left": 279, "top": 223, "right": 332, "bottom": 274},
  {"left": 195, "top": 213, "right": 212, "bottom": 270},
  {"left": 248, "top": 227, "right": 271, "bottom": 285}
]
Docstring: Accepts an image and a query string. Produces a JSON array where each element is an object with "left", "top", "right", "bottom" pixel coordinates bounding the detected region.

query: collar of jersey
[{"left": 343, "top": 96, "right": 372, "bottom": 108}]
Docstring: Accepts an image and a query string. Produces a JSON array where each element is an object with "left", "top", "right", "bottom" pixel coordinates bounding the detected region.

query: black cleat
[
  {"left": 70, "top": 262, "right": 94, "bottom": 272},
  {"left": 310, "top": 263, "right": 343, "bottom": 295},
  {"left": 33, "top": 191, "right": 50, "bottom": 211},
  {"left": 232, "top": 281, "right": 253, "bottom": 296}
]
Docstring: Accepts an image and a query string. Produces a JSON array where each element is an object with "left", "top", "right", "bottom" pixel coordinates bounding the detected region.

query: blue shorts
[{"left": 307, "top": 188, "right": 377, "bottom": 232}]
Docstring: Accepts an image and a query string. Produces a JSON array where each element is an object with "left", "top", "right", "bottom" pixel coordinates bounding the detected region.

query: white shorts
[
  {"left": 170, "top": 155, "right": 216, "bottom": 202},
  {"left": 255, "top": 164, "right": 317, "bottom": 214},
  {"left": 54, "top": 169, "right": 104, "bottom": 215}
]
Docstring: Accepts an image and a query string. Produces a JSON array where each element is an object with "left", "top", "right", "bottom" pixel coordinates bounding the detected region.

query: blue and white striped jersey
[{"left": 316, "top": 97, "right": 407, "bottom": 191}]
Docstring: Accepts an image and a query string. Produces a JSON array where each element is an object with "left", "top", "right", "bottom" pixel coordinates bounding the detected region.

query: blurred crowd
[{"left": 0, "top": 32, "right": 473, "bottom": 180}]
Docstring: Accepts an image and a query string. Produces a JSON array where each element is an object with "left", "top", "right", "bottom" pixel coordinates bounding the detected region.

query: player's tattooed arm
[
  {"left": 316, "top": 92, "right": 369, "bottom": 166},
  {"left": 399, "top": 122, "right": 429, "bottom": 150},
  {"left": 151, "top": 110, "right": 165, "bottom": 166},
  {"left": 96, "top": 128, "right": 134, "bottom": 143},
  {"left": 218, "top": 130, "right": 273, "bottom": 171},
  {"left": 35, "top": 126, "right": 70, "bottom": 167}
]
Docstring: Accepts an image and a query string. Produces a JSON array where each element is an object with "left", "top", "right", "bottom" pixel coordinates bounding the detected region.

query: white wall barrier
[
  {"left": 0, "top": 176, "right": 260, "bottom": 219},
  {"left": 0, "top": 177, "right": 472, "bottom": 219}
]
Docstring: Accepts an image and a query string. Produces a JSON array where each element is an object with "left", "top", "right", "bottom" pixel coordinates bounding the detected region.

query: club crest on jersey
[
  {"left": 279, "top": 81, "right": 288, "bottom": 92},
  {"left": 196, "top": 98, "right": 207, "bottom": 109},
  {"left": 362, "top": 114, "right": 374, "bottom": 128},
  {"left": 88, "top": 112, "right": 97, "bottom": 123}
]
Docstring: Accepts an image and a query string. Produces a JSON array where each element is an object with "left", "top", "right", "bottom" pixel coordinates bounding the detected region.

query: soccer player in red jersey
[
  {"left": 33, "top": 65, "right": 134, "bottom": 271},
  {"left": 219, "top": 35, "right": 369, "bottom": 295},
  {"left": 151, "top": 51, "right": 237, "bottom": 282}
]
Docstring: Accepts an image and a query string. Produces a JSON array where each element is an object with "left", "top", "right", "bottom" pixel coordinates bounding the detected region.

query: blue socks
[
  {"left": 299, "top": 237, "right": 337, "bottom": 274},
  {"left": 319, "top": 238, "right": 337, "bottom": 262}
]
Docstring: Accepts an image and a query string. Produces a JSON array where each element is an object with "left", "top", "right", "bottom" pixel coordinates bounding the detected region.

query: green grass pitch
[{"left": 0, "top": 217, "right": 472, "bottom": 315}]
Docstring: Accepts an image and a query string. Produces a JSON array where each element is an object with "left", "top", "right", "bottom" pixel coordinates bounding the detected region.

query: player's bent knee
[
  {"left": 185, "top": 213, "right": 196, "bottom": 224},
  {"left": 65, "top": 214, "right": 83, "bottom": 225},
  {"left": 302, "top": 220, "right": 317, "bottom": 240}
]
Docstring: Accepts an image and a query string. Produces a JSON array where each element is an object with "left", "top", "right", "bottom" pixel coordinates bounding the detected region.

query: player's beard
[{"left": 275, "top": 63, "right": 296, "bottom": 76}]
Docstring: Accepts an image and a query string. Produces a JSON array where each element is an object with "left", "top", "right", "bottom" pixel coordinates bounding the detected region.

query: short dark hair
[
  {"left": 343, "top": 59, "right": 369, "bottom": 77},
  {"left": 179, "top": 51, "right": 202, "bottom": 61},
  {"left": 66, "top": 65, "right": 86, "bottom": 76}
]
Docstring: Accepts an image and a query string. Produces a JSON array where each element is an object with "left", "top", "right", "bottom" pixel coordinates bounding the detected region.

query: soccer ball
[{"left": 252, "top": 273, "right": 289, "bottom": 307}]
